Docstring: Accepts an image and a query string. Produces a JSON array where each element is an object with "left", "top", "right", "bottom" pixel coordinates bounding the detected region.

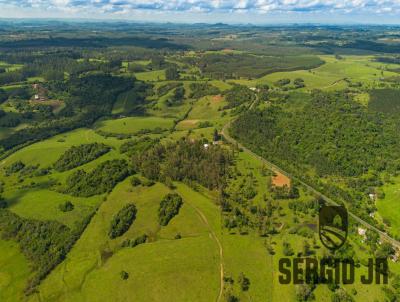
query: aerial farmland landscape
[{"left": 1, "top": 1, "right": 400, "bottom": 302}]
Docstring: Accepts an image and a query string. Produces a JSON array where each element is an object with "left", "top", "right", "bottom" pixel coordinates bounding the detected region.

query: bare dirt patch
[
  {"left": 272, "top": 171, "right": 291, "bottom": 187},
  {"left": 212, "top": 95, "right": 223, "bottom": 103}
]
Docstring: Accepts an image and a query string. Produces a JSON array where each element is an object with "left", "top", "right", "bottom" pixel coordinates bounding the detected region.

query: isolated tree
[{"left": 238, "top": 272, "right": 250, "bottom": 291}]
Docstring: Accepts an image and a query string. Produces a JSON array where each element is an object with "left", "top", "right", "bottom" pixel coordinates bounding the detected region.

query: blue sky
[{"left": 1, "top": 0, "right": 400, "bottom": 24}]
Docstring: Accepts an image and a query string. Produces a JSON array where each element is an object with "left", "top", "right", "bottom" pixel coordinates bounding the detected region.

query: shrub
[
  {"left": 131, "top": 176, "right": 141, "bottom": 187},
  {"left": 59, "top": 201, "right": 74, "bottom": 212},
  {"left": 120, "top": 271, "right": 129, "bottom": 280},
  {"left": 5, "top": 160, "right": 25, "bottom": 175}
]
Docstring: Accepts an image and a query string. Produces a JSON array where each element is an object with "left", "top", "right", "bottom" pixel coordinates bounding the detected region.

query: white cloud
[{"left": 1, "top": 0, "right": 400, "bottom": 20}]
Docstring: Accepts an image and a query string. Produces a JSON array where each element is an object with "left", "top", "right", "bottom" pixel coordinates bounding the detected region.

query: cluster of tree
[
  {"left": 120, "top": 136, "right": 159, "bottom": 156},
  {"left": 53, "top": 143, "right": 111, "bottom": 172},
  {"left": 158, "top": 193, "right": 183, "bottom": 226},
  {"left": 224, "top": 85, "right": 256, "bottom": 108},
  {"left": 65, "top": 159, "right": 131, "bottom": 197},
  {"left": 0, "top": 209, "right": 93, "bottom": 295},
  {"left": 165, "top": 65, "right": 180, "bottom": 80},
  {"left": 157, "top": 82, "right": 183, "bottom": 97},
  {"left": 271, "top": 185, "right": 299, "bottom": 200},
  {"left": 59, "top": 201, "right": 74, "bottom": 212},
  {"left": 121, "top": 234, "right": 148, "bottom": 247},
  {"left": 293, "top": 78, "right": 305, "bottom": 88},
  {"left": 132, "top": 138, "right": 232, "bottom": 190},
  {"left": 5, "top": 160, "right": 25, "bottom": 175},
  {"left": 108, "top": 203, "right": 137, "bottom": 239},
  {"left": 188, "top": 82, "right": 220, "bottom": 99},
  {"left": 288, "top": 198, "right": 321, "bottom": 215},
  {"left": 369, "top": 89, "right": 400, "bottom": 115},
  {"left": 275, "top": 78, "right": 291, "bottom": 87},
  {"left": 113, "top": 81, "right": 149, "bottom": 115},
  {"left": 223, "top": 207, "right": 250, "bottom": 233},
  {"left": 375, "top": 56, "right": 400, "bottom": 64},
  {"left": 166, "top": 86, "right": 185, "bottom": 107},
  {"left": 0, "top": 88, "right": 8, "bottom": 103}
]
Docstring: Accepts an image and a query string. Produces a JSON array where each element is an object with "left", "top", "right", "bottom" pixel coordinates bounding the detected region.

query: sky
[{"left": 1, "top": 0, "right": 400, "bottom": 24}]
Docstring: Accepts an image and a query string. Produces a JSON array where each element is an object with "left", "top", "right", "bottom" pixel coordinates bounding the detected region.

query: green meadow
[
  {"left": 135, "top": 70, "right": 166, "bottom": 81},
  {"left": 94, "top": 116, "right": 175, "bottom": 134},
  {"left": 232, "top": 55, "right": 399, "bottom": 91},
  {"left": 377, "top": 176, "right": 400, "bottom": 238}
]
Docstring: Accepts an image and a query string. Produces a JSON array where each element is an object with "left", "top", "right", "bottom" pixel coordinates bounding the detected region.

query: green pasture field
[
  {"left": 176, "top": 95, "right": 229, "bottom": 130},
  {"left": 27, "top": 181, "right": 221, "bottom": 302},
  {"left": 0, "top": 240, "right": 31, "bottom": 302},
  {"left": 95, "top": 116, "right": 174, "bottom": 134},
  {"left": 0, "top": 61, "right": 23, "bottom": 72},
  {"left": 135, "top": 69, "right": 166, "bottom": 81},
  {"left": 377, "top": 175, "right": 400, "bottom": 238},
  {"left": 122, "top": 60, "right": 151, "bottom": 68},
  {"left": 0, "top": 128, "right": 123, "bottom": 169},
  {"left": 232, "top": 55, "right": 399, "bottom": 91}
]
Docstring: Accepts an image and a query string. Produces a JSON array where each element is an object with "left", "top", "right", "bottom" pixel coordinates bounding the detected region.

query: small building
[
  {"left": 358, "top": 227, "right": 366, "bottom": 237},
  {"left": 203, "top": 143, "right": 209, "bottom": 149},
  {"left": 369, "top": 193, "right": 377, "bottom": 201},
  {"left": 34, "top": 94, "right": 39, "bottom": 100}
]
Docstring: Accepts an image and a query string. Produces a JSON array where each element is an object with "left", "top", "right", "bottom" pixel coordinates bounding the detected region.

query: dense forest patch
[
  {"left": 224, "top": 85, "right": 256, "bottom": 108},
  {"left": 188, "top": 82, "right": 220, "bottom": 99},
  {"left": 65, "top": 159, "right": 131, "bottom": 197},
  {"left": 185, "top": 53, "right": 323, "bottom": 79},
  {"left": 54, "top": 143, "right": 111, "bottom": 172},
  {"left": 232, "top": 91, "right": 400, "bottom": 178},
  {"left": 369, "top": 89, "right": 400, "bottom": 114},
  {"left": 132, "top": 138, "right": 232, "bottom": 190}
]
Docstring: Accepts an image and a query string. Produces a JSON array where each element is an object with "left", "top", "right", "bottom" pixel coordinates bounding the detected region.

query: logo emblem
[{"left": 319, "top": 205, "right": 348, "bottom": 251}]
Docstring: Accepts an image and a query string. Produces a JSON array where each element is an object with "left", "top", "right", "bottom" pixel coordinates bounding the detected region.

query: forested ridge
[{"left": 232, "top": 91, "right": 400, "bottom": 178}]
